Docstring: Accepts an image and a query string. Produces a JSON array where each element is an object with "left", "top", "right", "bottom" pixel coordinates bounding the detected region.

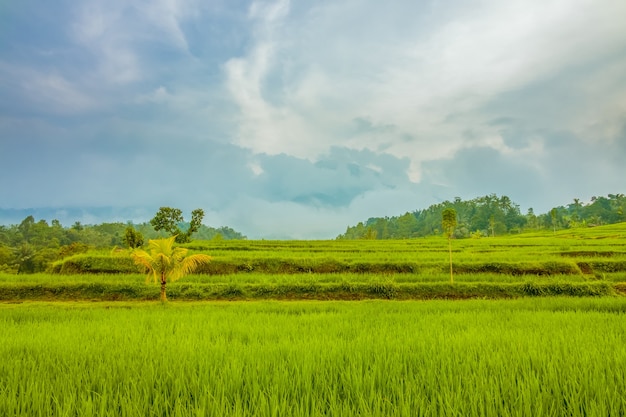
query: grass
[
  {"left": 2, "top": 225, "right": 625, "bottom": 415},
  {"left": 49, "top": 223, "right": 626, "bottom": 278},
  {"left": 1, "top": 299, "right": 626, "bottom": 416},
  {"left": 0, "top": 224, "right": 626, "bottom": 300},
  {"left": 0, "top": 272, "right": 615, "bottom": 301},
  {"left": 6, "top": 223, "right": 626, "bottom": 300}
]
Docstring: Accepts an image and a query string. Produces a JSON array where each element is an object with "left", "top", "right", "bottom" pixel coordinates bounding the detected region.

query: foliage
[
  {"left": 150, "top": 207, "right": 205, "bottom": 243},
  {"left": 123, "top": 226, "right": 144, "bottom": 249},
  {"left": 441, "top": 208, "right": 458, "bottom": 239},
  {"left": 131, "top": 236, "right": 211, "bottom": 301},
  {"left": 50, "top": 254, "right": 139, "bottom": 274},
  {"left": 0, "top": 215, "right": 245, "bottom": 274},
  {"left": 442, "top": 208, "right": 457, "bottom": 284},
  {"left": 338, "top": 193, "right": 626, "bottom": 239}
]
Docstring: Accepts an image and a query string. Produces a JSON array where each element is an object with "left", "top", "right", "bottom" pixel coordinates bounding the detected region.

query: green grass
[
  {"left": 1, "top": 299, "right": 626, "bottom": 416},
  {"left": 50, "top": 223, "right": 626, "bottom": 277},
  {"left": 1, "top": 225, "right": 624, "bottom": 415},
  {"left": 0, "top": 272, "right": 614, "bottom": 301},
  {"left": 4, "top": 222, "right": 625, "bottom": 300}
]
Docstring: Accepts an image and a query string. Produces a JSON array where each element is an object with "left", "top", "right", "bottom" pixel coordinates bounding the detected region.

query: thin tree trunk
[
  {"left": 160, "top": 273, "right": 167, "bottom": 302},
  {"left": 448, "top": 237, "right": 453, "bottom": 284}
]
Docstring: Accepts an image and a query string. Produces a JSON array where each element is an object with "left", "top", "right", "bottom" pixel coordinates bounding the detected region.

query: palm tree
[
  {"left": 131, "top": 236, "right": 211, "bottom": 301},
  {"left": 442, "top": 208, "right": 457, "bottom": 284}
]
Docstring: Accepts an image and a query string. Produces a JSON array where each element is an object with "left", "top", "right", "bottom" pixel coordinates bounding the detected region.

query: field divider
[{"left": 0, "top": 281, "right": 615, "bottom": 302}]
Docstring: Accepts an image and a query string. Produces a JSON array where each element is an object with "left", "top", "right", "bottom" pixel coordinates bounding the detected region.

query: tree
[
  {"left": 123, "top": 226, "right": 144, "bottom": 249},
  {"left": 550, "top": 208, "right": 558, "bottom": 234},
  {"left": 14, "top": 244, "right": 36, "bottom": 274},
  {"left": 150, "top": 207, "right": 205, "bottom": 243},
  {"left": 442, "top": 208, "right": 457, "bottom": 284},
  {"left": 363, "top": 227, "right": 377, "bottom": 240},
  {"left": 131, "top": 236, "right": 211, "bottom": 302}
]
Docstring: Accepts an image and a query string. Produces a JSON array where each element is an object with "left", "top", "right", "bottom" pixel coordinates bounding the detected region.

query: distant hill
[
  {"left": 337, "top": 193, "right": 626, "bottom": 240},
  {"left": 0, "top": 207, "right": 152, "bottom": 227}
]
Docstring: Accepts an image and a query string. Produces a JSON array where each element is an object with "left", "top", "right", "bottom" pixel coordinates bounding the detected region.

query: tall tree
[
  {"left": 131, "top": 236, "right": 211, "bottom": 302},
  {"left": 442, "top": 208, "right": 457, "bottom": 284},
  {"left": 150, "top": 207, "right": 205, "bottom": 243},
  {"left": 550, "top": 208, "right": 558, "bottom": 234}
]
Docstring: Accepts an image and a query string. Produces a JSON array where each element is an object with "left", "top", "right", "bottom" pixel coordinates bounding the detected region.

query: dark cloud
[
  {"left": 421, "top": 127, "right": 626, "bottom": 213},
  {"left": 249, "top": 147, "right": 413, "bottom": 207}
]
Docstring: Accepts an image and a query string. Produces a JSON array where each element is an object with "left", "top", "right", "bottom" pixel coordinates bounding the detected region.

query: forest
[
  {"left": 0, "top": 217, "right": 244, "bottom": 274},
  {"left": 338, "top": 193, "right": 626, "bottom": 239}
]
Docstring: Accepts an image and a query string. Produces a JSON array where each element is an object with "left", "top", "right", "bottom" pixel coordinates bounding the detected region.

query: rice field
[
  {"left": 4, "top": 223, "right": 626, "bottom": 301},
  {"left": 1, "top": 298, "right": 626, "bottom": 416},
  {"left": 49, "top": 223, "right": 626, "bottom": 280},
  {"left": 2, "top": 224, "right": 626, "bottom": 415}
]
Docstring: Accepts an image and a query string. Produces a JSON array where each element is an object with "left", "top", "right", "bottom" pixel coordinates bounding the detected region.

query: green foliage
[
  {"left": 0, "top": 244, "right": 14, "bottom": 273},
  {"left": 0, "top": 215, "right": 245, "bottom": 274},
  {"left": 338, "top": 193, "right": 626, "bottom": 239},
  {"left": 150, "top": 207, "right": 205, "bottom": 243},
  {"left": 442, "top": 208, "right": 457, "bottom": 283},
  {"left": 50, "top": 254, "right": 139, "bottom": 274},
  {"left": 339, "top": 194, "right": 528, "bottom": 239},
  {"left": 442, "top": 208, "right": 458, "bottom": 238},
  {"left": 123, "top": 226, "right": 144, "bottom": 248},
  {"left": 150, "top": 207, "right": 184, "bottom": 235},
  {"left": 58, "top": 242, "right": 90, "bottom": 258},
  {"left": 131, "top": 236, "right": 211, "bottom": 301}
]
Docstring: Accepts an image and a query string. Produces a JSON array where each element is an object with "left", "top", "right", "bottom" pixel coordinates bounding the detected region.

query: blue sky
[{"left": 1, "top": 0, "right": 625, "bottom": 238}]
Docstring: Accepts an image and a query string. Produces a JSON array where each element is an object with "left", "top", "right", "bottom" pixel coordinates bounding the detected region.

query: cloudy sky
[{"left": 1, "top": 0, "right": 625, "bottom": 238}]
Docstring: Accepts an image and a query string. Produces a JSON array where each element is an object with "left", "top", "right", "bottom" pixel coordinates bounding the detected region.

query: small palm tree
[{"left": 131, "top": 236, "right": 211, "bottom": 302}]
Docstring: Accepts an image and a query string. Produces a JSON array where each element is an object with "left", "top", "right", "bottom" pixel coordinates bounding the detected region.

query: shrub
[{"left": 52, "top": 254, "right": 138, "bottom": 274}]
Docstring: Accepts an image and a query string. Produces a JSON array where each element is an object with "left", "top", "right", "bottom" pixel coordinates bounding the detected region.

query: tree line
[
  {"left": 337, "top": 193, "right": 626, "bottom": 240},
  {"left": 0, "top": 207, "right": 246, "bottom": 273}
]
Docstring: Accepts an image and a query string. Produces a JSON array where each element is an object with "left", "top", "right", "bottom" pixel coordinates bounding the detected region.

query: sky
[{"left": 1, "top": 0, "right": 625, "bottom": 239}]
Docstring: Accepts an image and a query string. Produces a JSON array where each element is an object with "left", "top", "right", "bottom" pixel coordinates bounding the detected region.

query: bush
[{"left": 52, "top": 254, "right": 138, "bottom": 274}]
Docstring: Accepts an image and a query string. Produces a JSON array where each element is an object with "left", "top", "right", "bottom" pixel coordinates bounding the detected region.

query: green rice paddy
[
  {"left": 2, "top": 223, "right": 626, "bottom": 415},
  {"left": 1, "top": 299, "right": 626, "bottom": 416}
]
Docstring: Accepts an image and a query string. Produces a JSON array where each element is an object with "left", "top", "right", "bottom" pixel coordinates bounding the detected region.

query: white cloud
[
  {"left": 71, "top": 3, "right": 141, "bottom": 84},
  {"left": 70, "top": 0, "right": 203, "bottom": 86},
  {"left": 140, "top": 0, "right": 194, "bottom": 51},
  {"left": 248, "top": 161, "right": 264, "bottom": 176},
  {"left": 225, "top": 0, "right": 626, "bottom": 182},
  {"left": 249, "top": 0, "right": 290, "bottom": 22}
]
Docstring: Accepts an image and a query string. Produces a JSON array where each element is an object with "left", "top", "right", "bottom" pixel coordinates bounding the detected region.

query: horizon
[
  {"left": 0, "top": 191, "right": 620, "bottom": 239},
  {"left": 2, "top": 1, "right": 625, "bottom": 239}
]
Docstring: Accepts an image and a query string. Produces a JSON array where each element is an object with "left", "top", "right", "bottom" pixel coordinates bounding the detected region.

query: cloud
[
  {"left": 0, "top": 64, "right": 98, "bottom": 115},
  {"left": 2, "top": 0, "right": 625, "bottom": 238},
  {"left": 421, "top": 126, "right": 626, "bottom": 213},
  {"left": 7, "top": 0, "right": 208, "bottom": 110},
  {"left": 225, "top": 0, "right": 626, "bottom": 179},
  {"left": 247, "top": 147, "right": 413, "bottom": 206},
  {"left": 213, "top": 185, "right": 438, "bottom": 239}
]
